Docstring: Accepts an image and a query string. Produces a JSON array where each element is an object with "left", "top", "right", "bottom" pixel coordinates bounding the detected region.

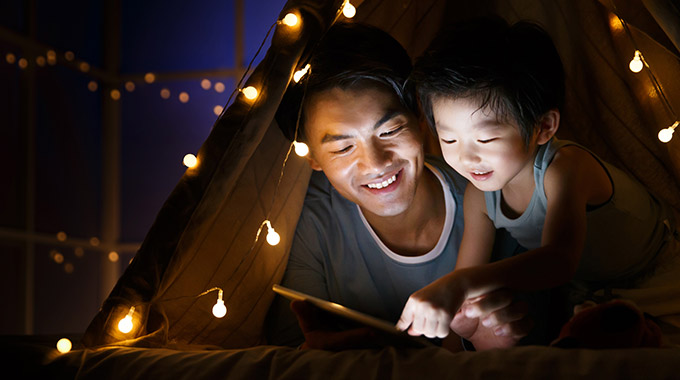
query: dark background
[{"left": 0, "top": 0, "right": 287, "bottom": 336}]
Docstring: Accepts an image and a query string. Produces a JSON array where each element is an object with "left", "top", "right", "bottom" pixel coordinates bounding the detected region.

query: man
[{"left": 266, "top": 22, "right": 534, "bottom": 351}]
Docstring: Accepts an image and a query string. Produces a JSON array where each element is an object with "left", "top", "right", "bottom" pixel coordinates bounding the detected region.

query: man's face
[
  {"left": 304, "top": 85, "right": 425, "bottom": 218},
  {"left": 431, "top": 96, "right": 537, "bottom": 192}
]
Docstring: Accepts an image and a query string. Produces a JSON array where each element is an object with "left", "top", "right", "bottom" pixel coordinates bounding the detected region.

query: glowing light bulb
[
  {"left": 183, "top": 153, "right": 198, "bottom": 168},
  {"left": 241, "top": 86, "right": 258, "bottom": 100},
  {"left": 343, "top": 2, "right": 356, "bottom": 18},
  {"left": 144, "top": 72, "right": 156, "bottom": 84},
  {"left": 212, "top": 289, "right": 227, "bottom": 318},
  {"left": 293, "top": 141, "right": 309, "bottom": 156},
  {"left": 282, "top": 13, "right": 298, "bottom": 27},
  {"left": 56, "top": 338, "right": 72, "bottom": 353},
  {"left": 658, "top": 121, "right": 678, "bottom": 143},
  {"left": 265, "top": 220, "right": 281, "bottom": 246},
  {"left": 629, "top": 50, "right": 643, "bottom": 73},
  {"left": 293, "top": 63, "right": 311, "bottom": 83},
  {"left": 118, "top": 307, "right": 135, "bottom": 334}
]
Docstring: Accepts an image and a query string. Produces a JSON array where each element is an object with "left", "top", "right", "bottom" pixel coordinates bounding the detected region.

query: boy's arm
[
  {"left": 455, "top": 183, "right": 497, "bottom": 269},
  {"left": 396, "top": 183, "right": 497, "bottom": 338}
]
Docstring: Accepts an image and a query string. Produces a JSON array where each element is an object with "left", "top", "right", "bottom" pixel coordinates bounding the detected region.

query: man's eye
[
  {"left": 380, "top": 125, "right": 404, "bottom": 137},
  {"left": 332, "top": 145, "right": 352, "bottom": 154},
  {"left": 440, "top": 138, "right": 456, "bottom": 144}
]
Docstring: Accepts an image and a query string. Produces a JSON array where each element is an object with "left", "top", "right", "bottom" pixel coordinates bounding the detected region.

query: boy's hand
[
  {"left": 452, "top": 289, "right": 533, "bottom": 350},
  {"left": 290, "top": 300, "right": 379, "bottom": 350},
  {"left": 396, "top": 274, "right": 465, "bottom": 339}
]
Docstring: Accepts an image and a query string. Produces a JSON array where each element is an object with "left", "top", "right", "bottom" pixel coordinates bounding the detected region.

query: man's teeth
[{"left": 367, "top": 174, "right": 397, "bottom": 189}]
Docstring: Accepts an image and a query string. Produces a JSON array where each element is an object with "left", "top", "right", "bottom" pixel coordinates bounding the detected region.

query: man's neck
[{"left": 361, "top": 166, "right": 446, "bottom": 257}]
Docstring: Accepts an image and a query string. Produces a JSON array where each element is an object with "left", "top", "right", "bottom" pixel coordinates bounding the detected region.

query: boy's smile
[
  {"left": 431, "top": 96, "right": 538, "bottom": 193},
  {"left": 303, "top": 85, "right": 425, "bottom": 218}
]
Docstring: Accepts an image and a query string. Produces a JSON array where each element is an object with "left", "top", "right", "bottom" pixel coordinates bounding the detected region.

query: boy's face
[
  {"left": 431, "top": 96, "right": 537, "bottom": 192},
  {"left": 304, "top": 85, "right": 425, "bottom": 218}
]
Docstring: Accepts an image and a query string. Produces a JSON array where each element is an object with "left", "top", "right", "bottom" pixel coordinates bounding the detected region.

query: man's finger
[{"left": 396, "top": 301, "right": 415, "bottom": 331}]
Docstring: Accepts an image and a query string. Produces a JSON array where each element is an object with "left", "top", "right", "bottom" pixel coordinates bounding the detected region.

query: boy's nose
[{"left": 459, "top": 145, "right": 481, "bottom": 165}]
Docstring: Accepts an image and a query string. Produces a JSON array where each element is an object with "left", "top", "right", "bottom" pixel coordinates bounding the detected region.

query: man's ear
[
  {"left": 305, "top": 154, "right": 323, "bottom": 171},
  {"left": 536, "top": 109, "right": 560, "bottom": 145}
]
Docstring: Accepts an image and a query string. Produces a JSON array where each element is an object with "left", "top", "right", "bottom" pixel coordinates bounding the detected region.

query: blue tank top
[{"left": 485, "top": 138, "right": 672, "bottom": 287}]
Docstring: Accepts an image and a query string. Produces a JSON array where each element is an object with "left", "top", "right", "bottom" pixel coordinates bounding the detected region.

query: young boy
[{"left": 396, "top": 17, "right": 679, "bottom": 340}]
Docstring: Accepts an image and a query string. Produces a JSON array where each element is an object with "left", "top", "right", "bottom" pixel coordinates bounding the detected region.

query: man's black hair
[
  {"left": 276, "top": 22, "right": 414, "bottom": 142},
  {"left": 410, "top": 17, "right": 565, "bottom": 145}
]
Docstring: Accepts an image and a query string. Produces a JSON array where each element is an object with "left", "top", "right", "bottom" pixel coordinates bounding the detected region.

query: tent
[{"left": 18, "top": 0, "right": 680, "bottom": 377}]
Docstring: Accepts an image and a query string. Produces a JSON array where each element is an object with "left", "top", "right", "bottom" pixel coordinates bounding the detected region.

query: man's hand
[
  {"left": 451, "top": 289, "right": 533, "bottom": 350},
  {"left": 290, "top": 300, "right": 379, "bottom": 350}
]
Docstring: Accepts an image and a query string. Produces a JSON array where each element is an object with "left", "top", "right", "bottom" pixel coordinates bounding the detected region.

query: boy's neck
[{"left": 500, "top": 149, "right": 540, "bottom": 219}]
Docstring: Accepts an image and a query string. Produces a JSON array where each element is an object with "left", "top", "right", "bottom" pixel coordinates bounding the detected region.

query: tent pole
[{"left": 99, "top": 0, "right": 122, "bottom": 305}]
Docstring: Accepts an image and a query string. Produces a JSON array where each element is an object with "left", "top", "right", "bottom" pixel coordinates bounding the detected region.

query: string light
[
  {"left": 342, "top": 1, "right": 356, "bottom": 18},
  {"left": 212, "top": 288, "right": 227, "bottom": 318},
  {"left": 56, "top": 338, "right": 72, "bottom": 353},
  {"left": 658, "top": 121, "right": 678, "bottom": 143},
  {"left": 281, "top": 13, "right": 298, "bottom": 27},
  {"left": 118, "top": 306, "right": 135, "bottom": 333},
  {"left": 293, "top": 63, "right": 310, "bottom": 83},
  {"left": 629, "top": 50, "right": 643, "bottom": 73},
  {"left": 144, "top": 72, "right": 156, "bottom": 84},
  {"left": 241, "top": 85, "right": 258, "bottom": 100},
  {"left": 183, "top": 153, "right": 198, "bottom": 168},
  {"left": 293, "top": 141, "right": 309, "bottom": 156},
  {"left": 264, "top": 220, "right": 280, "bottom": 246}
]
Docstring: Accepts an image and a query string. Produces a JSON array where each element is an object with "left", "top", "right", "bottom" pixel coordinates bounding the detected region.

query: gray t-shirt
[{"left": 266, "top": 156, "right": 468, "bottom": 346}]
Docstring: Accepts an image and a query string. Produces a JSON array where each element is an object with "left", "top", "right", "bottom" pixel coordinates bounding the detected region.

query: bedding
[{"left": 9, "top": 336, "right": 680, "bottom": 380}]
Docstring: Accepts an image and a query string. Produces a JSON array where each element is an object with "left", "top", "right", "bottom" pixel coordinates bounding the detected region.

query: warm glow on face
[
  {"left": 183, "top": 153, "right": 198, "bottom": 168},
  {"left": 56, "top": 338, "right": 72, "bottom": 353},
  {"left": 144, "top": 72, "right": 156, "bottom": 84}
]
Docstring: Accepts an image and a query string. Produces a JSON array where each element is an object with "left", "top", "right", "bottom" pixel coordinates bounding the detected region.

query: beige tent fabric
[{"left": 83, "top": 0, "right": 680, "bottom": 349}]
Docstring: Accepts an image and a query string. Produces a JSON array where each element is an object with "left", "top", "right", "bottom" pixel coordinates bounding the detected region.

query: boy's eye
[
  {"left": 440, "top": 138, "right": 456, "bottom": 144},
  {"left": 478, "top": 138, "right": 497, "bottom": 143},
  {"left": 380, "top": 125, "right": 405, "bottom": 137}
]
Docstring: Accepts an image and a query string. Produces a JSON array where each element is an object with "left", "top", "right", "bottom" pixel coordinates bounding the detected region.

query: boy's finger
[{"left": 464, "top": 289, "right": 514, "bottom": 318}]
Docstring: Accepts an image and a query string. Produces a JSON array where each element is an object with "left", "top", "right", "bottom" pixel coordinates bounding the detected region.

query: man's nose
[{"left": 358, "top": 140, "right": 392, "bottom": 173}]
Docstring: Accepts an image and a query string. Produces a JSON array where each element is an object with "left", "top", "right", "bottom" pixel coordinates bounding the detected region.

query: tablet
[{"left": 272, "top": 284, "right": 432, "bottom": 347}]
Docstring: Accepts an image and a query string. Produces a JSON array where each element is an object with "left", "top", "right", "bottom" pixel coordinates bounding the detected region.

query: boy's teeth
[{"left": 367, "top": 174, "right": 397, "bottom": 189}]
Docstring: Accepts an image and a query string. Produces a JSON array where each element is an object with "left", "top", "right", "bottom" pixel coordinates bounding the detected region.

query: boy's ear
[
  {"left": 536, "top": 109, "right": 560, "bottom": 145},
  {"left": 305, "top": 154, "right": 323, "bottom": 171}
]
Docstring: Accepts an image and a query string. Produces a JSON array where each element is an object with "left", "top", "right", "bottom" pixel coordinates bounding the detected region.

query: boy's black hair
[
  {"left": 410, "top": 17, "right": 565, "bottom": 145},
  {"left": 276, "top": 22, "right": 414, "bottom": 142}
]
